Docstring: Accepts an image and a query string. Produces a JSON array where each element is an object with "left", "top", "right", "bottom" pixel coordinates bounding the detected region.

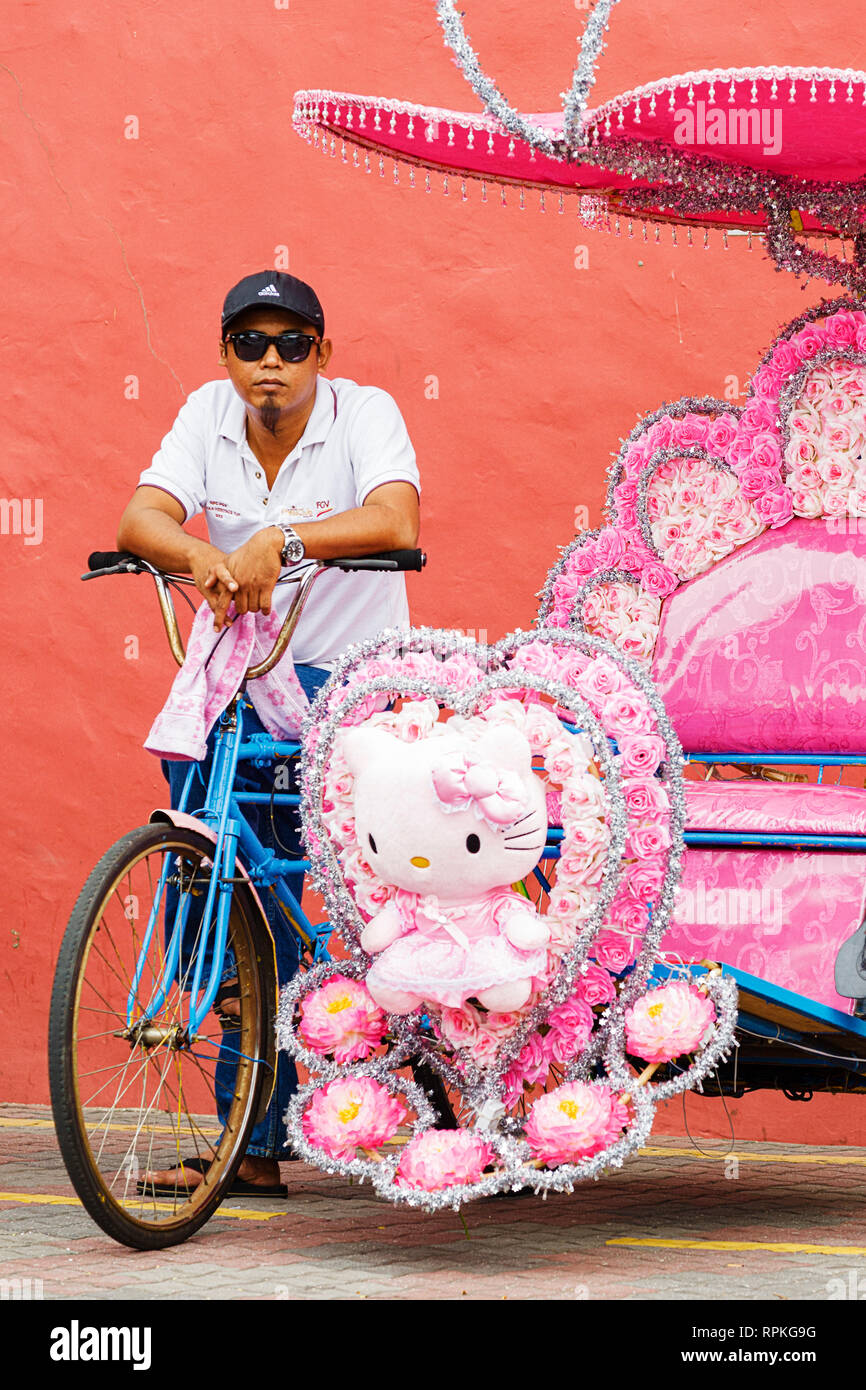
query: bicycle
[{"left": 48, "top": 545, "right": 455, "bottom": 1250}]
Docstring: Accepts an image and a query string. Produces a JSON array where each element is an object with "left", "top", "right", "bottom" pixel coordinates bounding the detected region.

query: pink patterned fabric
[
  {"left": 652, "top": 518, "right": 866, "bottom": 753},
  {"left": 664, "top": 844, "right": 866, "bottom": 1012},
  {"left": 144, "top": 601, "right": 308, "bottom": 761},
  {"left": 366, "top": 887, "right": 549, "bottom": 1010},
  {"left": 685, "top": 779, "right": 866, "bottom": 837}
]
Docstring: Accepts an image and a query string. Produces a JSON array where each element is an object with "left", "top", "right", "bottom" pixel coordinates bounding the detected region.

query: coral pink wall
[{"left": 4, "top": 0, "right": 866, "bottom": 1140}]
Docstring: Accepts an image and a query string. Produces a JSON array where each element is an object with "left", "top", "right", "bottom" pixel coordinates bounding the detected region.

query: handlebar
[{"left": 82, "top": 547, "right": 427, "bottom": 676}]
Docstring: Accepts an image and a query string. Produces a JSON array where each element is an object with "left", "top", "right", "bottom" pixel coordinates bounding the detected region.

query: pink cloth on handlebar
[{"left": 144, "top": 600, "right": 309, "bottom": 761}]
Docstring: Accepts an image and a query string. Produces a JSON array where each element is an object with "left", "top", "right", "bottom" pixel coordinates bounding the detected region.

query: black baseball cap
[{"left": 221, "top": 270, "right": 325, "bottom": 336}]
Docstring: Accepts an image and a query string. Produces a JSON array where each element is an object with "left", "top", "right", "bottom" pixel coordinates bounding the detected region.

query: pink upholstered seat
[
  {"left": 653, "top": 520, "right": 866, "bottom": 1010},
  {"left": 684, "top": 779, "right": 866, "bottom": 837},
  {"left": 651, "top": 517, "right": 866, "bottom": 755}
]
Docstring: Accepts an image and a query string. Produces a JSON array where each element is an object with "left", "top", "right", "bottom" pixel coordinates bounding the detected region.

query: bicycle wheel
[{"left": 49, "top": 824, "right": 274, "bottom": 1249}]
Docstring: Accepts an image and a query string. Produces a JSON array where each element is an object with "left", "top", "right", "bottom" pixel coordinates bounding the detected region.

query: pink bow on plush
[{"left": 431, "top": 753, "right": 529, "bottom": 828}]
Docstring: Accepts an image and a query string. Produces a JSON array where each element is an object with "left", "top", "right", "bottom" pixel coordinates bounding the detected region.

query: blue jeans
[{"left": 161, "top": 663, "right": 330, "bottom": 1159}]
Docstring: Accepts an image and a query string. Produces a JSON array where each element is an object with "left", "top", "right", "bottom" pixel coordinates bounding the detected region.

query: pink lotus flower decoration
[
  {"left": 298, "top": 974, "right": 388, "bottom": 1062},
  {"left": 624, "top": 980, "right": 716, "bottom": 1063},
  {"left": 395, "top": 1129, "right": 496, "bottom": 1191},
  {"left": 302, "top": 1076, "right": 406, "bottom": 1161},
  {"left": 524, "top": 1082, "right": 629, "bottom": 1166}
]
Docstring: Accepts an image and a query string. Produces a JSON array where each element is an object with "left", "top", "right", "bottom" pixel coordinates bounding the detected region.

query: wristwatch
[{"left": 276, "top": 523, "right": 306, "bottom": 566}]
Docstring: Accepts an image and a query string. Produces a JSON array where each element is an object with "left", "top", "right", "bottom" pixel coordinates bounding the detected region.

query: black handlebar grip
[
  {"left": 325, "top": 549, "right": 426, "bottom": 573},
  {"left": 87, "top": 550, "right": 140, "bottom": 571}
]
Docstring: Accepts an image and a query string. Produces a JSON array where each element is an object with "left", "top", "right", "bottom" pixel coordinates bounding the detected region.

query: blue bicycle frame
[{"left": 126, "top": 694, "right": 333, "bottom": 1038}]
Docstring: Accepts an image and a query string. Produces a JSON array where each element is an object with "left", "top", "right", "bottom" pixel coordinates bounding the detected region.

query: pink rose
[
  {"left": 823, "top": 489, "right": 850, "bottom": 518},
  {"left": 593, "top": 929, "right": 639, "bottom": 974},
  {"left": 575, "top": 961, "right": 617, "bottom": 1006},
  {"left": 593, "top": 527, "right": 626, "bottom": 569},
  {"left": 513, "top": 1031, "right": 551, "bottom": 1087},
  {"left": 740, "top": 399, "right": 779, "bottom": 433},
  {"left": 706, "top": 414, "right": 739, "bottom": 456},
  {"left": 649, "top": 417, "right": 674, "bottom": 449},
  {"left": 769, "top": 340, "right": 802, "bottom": 376},
  {"left": 827, "top": 390, "right": 856, "bottom": 416},
  {"left": 625, "top": 860, "right": 666, "bottom": 899},
  {"left": 605, "top": 892, "right": 649, "bottom": 939},
  {"left": 622, "top": 776, "right": 669, "bottom": 818},
  {"left": 752, "top": 365, "right": 784, "bottom": 400},
  {"left": 788, "top": 405, "right": 823, "bottom": 437},
  {"left": 824, "top": 311, "right": 861, "bottom": 349},
  {"left": 792, "top": 439, "right": 819, "bottom": 467},
  {"left": 792, "top": 326, "right": 825, "bottom": 362},
  {"left": 753, "top": 485, "right": 794, "bottom": 528},
  {"left": 603, "top": 690, "right": 651, "bottom": 739},
  {"left": 510, "top": 640, "right": 565, "bottom": 681},
  {"left": 574, "top": 657, "right": 628, "bottom": 707},
  {"left": 627, "top": 821, "right": 672, "bottom": 859},
  {"left": 618, "top": 733, "right": 665, "bottom": 777},
  {"left": 819, "top": 455, "right": 855, "bottom": 488},
  {"left": 726, "top": 513, "right": 764, "bottom": 543},
  {"left": 558, "top": 845, "right": 606, "bottom": 888},
  {"left": 671, "top": 414, "right": 709, "bottom": 447},
  {"left": 640, "top": 561, "right": 678, "bottom": 598},
  {"left": 792, "top": 486, "right": 824, "bottom": 518},
  {"left": 620, "top": 621, "right": 659, "bottom": 662},
  {"left": 738, "top": 461, "right": 783, "bottom": 499},
  {"left": 803, "top": 373, "right": 832, "bottom": 404}
]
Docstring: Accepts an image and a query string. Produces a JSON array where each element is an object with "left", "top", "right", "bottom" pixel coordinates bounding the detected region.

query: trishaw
[{"left": 49, "top": 1, "right": 866, "bottom": 1246}]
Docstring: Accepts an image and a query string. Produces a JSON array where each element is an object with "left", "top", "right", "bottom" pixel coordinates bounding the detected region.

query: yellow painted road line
[
  {"left": 0, "top": 1117, "right": 221, "bottom": 1136},
  {"left": 638, "top": 1146, "right": 866, "bottom": 1166},
  {"left": 609, "top": 1237, "right": 866, "bottom": 1256},
  {"left": 0, "top": 1191, "right": 284, "bottom": 1221}
]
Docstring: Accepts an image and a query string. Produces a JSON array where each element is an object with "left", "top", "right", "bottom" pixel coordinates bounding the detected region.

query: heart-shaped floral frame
[{"left": 277, "top": 625, "right": 737, "bottom": 1209}]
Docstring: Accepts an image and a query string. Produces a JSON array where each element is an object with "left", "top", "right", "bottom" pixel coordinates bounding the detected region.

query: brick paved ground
[{"left": 2, "top": 1104, "right": 866, "bottom": 1302}]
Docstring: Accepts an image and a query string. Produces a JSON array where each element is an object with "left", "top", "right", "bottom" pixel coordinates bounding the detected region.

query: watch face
[{"left": 281, "top": 531, "right": 305, "bottom": 564}]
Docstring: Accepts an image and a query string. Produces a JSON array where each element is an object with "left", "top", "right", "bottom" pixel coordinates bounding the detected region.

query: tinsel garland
[
  {"left": 554, "top": 567, "right": 644, "bottom": 640},
  {"left": 604, "top": 398, "right": 740, "bottom": 521},
  {"left": 752, "top": 296, "right": 866, "bottom": 375},
  {"left": 436, "top": 0, "right": 622, "bottom": 154},
  {"left": 635, "top": 445, "right": 736, "bottom": 558},
  {"left": 294, "top": 82, "right": 866, "bottom": 286},
  {"left": 275, "top": 622, "right": 738, "bottom": 1208},
  {"left": 294, "top": 631, "right": 632, "bottom": 1105}
]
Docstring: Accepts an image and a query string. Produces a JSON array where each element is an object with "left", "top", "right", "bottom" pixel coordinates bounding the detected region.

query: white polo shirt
[{"left": 138, "top": 375, "right": 420, "bottom": 667}]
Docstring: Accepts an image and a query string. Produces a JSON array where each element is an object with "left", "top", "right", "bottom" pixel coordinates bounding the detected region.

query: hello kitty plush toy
[{"left": 340, "top": 721, "right": 551, "bottom": 1015}]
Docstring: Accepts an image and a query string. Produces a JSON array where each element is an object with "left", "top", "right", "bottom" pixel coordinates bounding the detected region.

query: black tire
[{"left": 49, "top": 824, "right": 274, "bottom": 1249}]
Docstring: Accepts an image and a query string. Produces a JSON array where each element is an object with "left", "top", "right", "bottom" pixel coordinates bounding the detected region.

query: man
[{"left": 117, "top": 270, "right": 420, "bottom": 1194}]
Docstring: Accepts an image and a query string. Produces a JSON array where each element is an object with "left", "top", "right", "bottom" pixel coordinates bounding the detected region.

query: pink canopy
[{"left": 293, "top": 2, "right": 866, "bottom": 289}]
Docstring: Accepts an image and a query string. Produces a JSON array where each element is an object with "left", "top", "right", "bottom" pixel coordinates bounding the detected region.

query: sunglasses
[{"left": 225, "top": 331, "right": 321, "bottom": 363}]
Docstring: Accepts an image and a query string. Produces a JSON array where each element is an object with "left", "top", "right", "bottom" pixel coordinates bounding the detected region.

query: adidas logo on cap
[{"left": 258, "top": 283, "right": 280, "bottom": 297}]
